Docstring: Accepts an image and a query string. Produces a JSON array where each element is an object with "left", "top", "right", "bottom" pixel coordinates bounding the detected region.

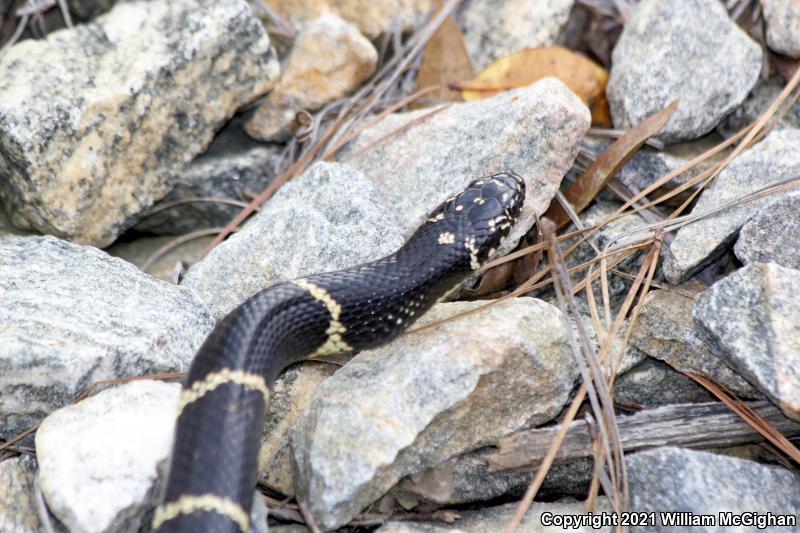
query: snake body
[{"left": 153, "top": 172, "right": 526, "bottom": 532}]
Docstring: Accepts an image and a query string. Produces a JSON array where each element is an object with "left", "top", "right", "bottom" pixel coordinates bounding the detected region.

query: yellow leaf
[{"left": 458, "top": 46, "right": 611, "bottom": 126}]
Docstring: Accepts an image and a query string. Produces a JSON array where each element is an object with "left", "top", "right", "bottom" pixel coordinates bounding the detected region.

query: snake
[{"left": 152, "top": 172, "right": 526, "bottom": 532}]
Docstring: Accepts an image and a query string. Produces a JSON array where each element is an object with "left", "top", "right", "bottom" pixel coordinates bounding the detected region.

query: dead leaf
[
  {"left": 544, "top": 99, "right": 679, "bottom": 231},
  {"left": 411, "top": 0, "right": 473, "bottom": 108},
  {"left": 456, "top": 45, "right": 611, "bottom": 126}
]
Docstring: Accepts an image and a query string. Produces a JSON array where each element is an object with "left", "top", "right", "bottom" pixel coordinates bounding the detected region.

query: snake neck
[{"left": 156, "top": 213, "right": 479, "bottom": 533}]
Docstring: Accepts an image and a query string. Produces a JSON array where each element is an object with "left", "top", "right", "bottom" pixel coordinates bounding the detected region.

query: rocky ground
[{"left": 1, "top": 0, "right": 799, "bottom": 532}]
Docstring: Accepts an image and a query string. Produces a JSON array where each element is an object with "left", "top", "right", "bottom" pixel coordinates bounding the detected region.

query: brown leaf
[
  {"left": 456, "top": 45, "right": 611, "bottom": 126},
  {"left": 544, "top": 99, "right": 679, "bottom": 231},
  {"left": 411, "top": 0, "right": 473, "bottom": 108}
]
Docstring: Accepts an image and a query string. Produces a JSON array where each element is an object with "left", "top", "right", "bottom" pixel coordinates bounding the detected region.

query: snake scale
[{"left": 153, "top": 172, "right": 526, "bottom": 532}]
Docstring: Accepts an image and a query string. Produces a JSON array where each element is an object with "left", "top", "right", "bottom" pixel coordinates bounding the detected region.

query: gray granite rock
[
  {"left": 694, "top": 263, "right": 800, "bottom": 421},
  {"left": 245, "top": 13, "right": 377, "bottom": 141},
  {"left": 377, "top": 498, "right": 612, "bottom": 533},
  {"left": 340, "top": 78, "right": 591, "bottom": 254},
  {"left": 627, "top": 447, "right": 800, "bottom": 533},
  {"left": 182, "top": 161, "right": 404, "bottom": 319},
  {"left": 394, "top": 448, "right": 594, "bottom": 507},
  {"left": 664, "top": 128, "right": 800, "bottom": 283},
  {"left": 460, "top": 0, "right": 575, "bottom": 70},
  {"left": 614, "top": 357, "right": 713, "bottom": 407},
  {"left": 607, "top": 0, "right": 762, "bottom": 144},
  {"left": 0, "top": 0, "right": 11, "bottom": 29},
  {"left": 258, "top": 362, "right": 338, "bottom": 495},
  {"left": 394, "top": 448, "right": 532, "bottom": 507},
  {"left": 629, "top": 283, "right": 757, "bottom": 396},
  {"left": 35, "top": 380, "right": 268, "bottom": 533},
  {"left": 0, "top": 0, "right": 279, "bottom": 246},
  {"left": 36, "top": 381, "right": 180, "bottom": 533},
  {"left": 734, "top": 191, "right": 800, "bottom": 269},
  {"left": 0, "top": 455, "right": 43, "bottom": 533},
  {"left": 292, "top": 298, "right": 578, "bottom": 530},
  {"left": 67, "top": 0, "right": 117, "bottom": 20},
  {"left": 761, "top": 0, "right": 800, "bottom": 58},
  {"left": 0, "top": 235, "right": 214, "bottom": 439},
  {"left": 718, "top": 78, "right": 800, "bottom": 138},
  {"left": 394, "top": 332, "right": 642, "bottom": 507},
  {"left": 0, "top": 207, "right": 34, "bottom": 238},
  {"left": 135, "top": 124, "right": 283, "bottom": 235}
]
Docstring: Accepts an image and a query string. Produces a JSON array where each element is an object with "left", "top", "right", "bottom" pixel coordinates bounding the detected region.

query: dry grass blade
[
  {"left": 683, "top": 370, "right": 800, "bottom": 464},
  {"left": 615, "top": 65, "right": 800, "bottom": 225},
  {"left": 0, "top": 425, "right": 38, "bottom": 454},
  {"left": 602, "top": 175, "right": 800, "bottom": 254},
  {"left": 503, "top": 233, "right": 660, "bottom": 533},
  {"left": 544, "top": 99, "right": 678, "bottom": 230},
  {"left": 543, "top": 219, "right": 627, "bottom": 515}
]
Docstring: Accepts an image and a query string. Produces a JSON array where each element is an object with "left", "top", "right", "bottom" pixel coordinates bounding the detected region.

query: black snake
[{"left": 153, "top": 172, "right": 526, "bottom": 532}]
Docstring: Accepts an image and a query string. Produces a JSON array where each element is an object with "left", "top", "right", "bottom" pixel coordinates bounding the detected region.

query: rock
[
  {"left": 0, "top": 0, "right": 279, "bottom": 246},
  {"left": 693, "top": 263, "right": 800, "bottom": 421},
  {"left": 182, "top": 162, "right": 404, "bottom": 319},
  {"left": 292, "top": 298, "right": 578, "bottom": 530},
  {"left": 734, "top": 191, "right": 800, "bottom": 270},
  {"left": 36, "top": 381, "right": 179, "bottom": 533},
  {"left": 135, "top": 123, "right": 283, "bottom": 235},
  {"left": 761, "top": 0, "right": 800, "bottom": 58},
  {"left": 395, "top": 449, "right": 532, "bottom": 507},
  {"left": 664, "top": 128, "right": 800, "bottom": 283},
  {"left": 614, "top": 357, "right": 713, "bottom": 407},
  {"left": 718, "top": 78, "right": 800, "bottom": 138},
  {"left": 460, "top": 0, "right": 575, "bottom": 71},
  {"left": 0, "top": 235, "right": 214, "bottom": 439},
  {"left": 35, "top": 380, "right": 269, "bottom": 533},
  {"left": 0, "top": 455, "right": 43, "bottom": 533},
  {"left": 607, "top": 0, "right": 762, "bottom": 144},
  {"left": 627, "top": 447, "right": 800, "bottom": 532},
  {"left": 629, "top": 283, "right": 757, "bottom": 396},
  {"left": 258, "top": 362, "right": 338, "bottom": 495},
  {"left": 261, "top": 0, "right": 432, "bottom": 39},
  {"left": 107, "top": 235, "right": 213, "bottom": 283},
  {"left": 340, "top": 78, "right": 591, "bottom": 252},
  {"left": 67, "top": 0, "right": 117, "bottom": 20},
  {"left": 0, "top": 208, "right": 35, "bottom": 238},
  {"left": 377, "top": 498, "right": 612, "bottom": 533},
  {"left": 394, "top": 448, "right": 594, "bottom": 506},
  {"left": 245, "top": 14, "right": 377, "bottom": 141},
  {"left": 0, "top": 1, "right": 11, "bottom": 28}
]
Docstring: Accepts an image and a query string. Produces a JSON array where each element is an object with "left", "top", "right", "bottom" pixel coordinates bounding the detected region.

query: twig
[
  {"left": 297, "top": 498, "right": 322, "bottom": 533},
  {"left": 141, "top": 197, "right": 254, "bottom": 218},
  {"left": 142, "top": 227, "right": 238, "bottom": 275}
]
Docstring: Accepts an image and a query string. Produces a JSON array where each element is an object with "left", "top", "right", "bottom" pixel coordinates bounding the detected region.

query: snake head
[{"left": 426, "top": 172, "right": 526, "bottom": 270}]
